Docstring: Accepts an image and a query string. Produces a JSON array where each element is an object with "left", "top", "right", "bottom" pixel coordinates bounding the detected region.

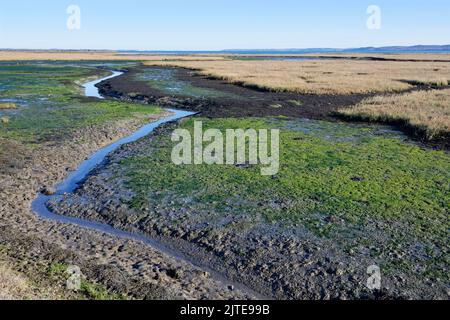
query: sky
[{"left": 0, "top": 0, "right": 449, "bottom": 50}]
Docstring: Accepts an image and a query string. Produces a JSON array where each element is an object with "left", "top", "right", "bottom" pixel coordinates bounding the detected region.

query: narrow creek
[
  {"left": 31, "top": 70, "right": 264, "bottom": 299},
  {"left": 84, "top": 70, "right": 124, "bottom": 99}
]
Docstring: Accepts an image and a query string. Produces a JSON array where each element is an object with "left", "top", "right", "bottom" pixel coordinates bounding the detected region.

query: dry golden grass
[
  {"left": 2, "top": 51, "right": 449, "bottom": 94},
  {"left": 0, "top": 103, "right": 18, "bottom": 109},
  {"left": 0, "top": 51, "right": 226, "bottom": 62},
  {"left": 1, "top": 50, "right": 449, "bottom": 62},
  {"left": 144, "top": 59, "right": 450, "bottom": 95},
  {"left": 339, "top": 89, "right": 450, "bottom": 139},
  {"left": 246, "top": 53, "right": 450, "bottom": 62}
]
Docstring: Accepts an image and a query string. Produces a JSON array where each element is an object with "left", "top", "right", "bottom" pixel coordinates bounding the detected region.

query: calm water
[{"left": 83, "top": 71, "right": 123, "bottom": 99}]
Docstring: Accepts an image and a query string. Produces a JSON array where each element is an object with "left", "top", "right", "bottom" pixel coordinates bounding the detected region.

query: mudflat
[{"left": 1, "top": 57, "right": 449, "bottom": 300}]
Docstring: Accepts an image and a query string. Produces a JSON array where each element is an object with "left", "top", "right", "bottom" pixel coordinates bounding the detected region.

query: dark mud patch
[
  {"left": 98, "top": 66, "right": 369, "bottom": 120},
  {"left": 0, "top": 138, "right": 34, "bottom": 176},
  {"left": 98, "top": 66, "right": 449, "bottom": 149}
]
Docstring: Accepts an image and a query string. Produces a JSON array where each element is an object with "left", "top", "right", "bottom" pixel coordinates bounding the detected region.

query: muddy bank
[
  {"left": 98, "top": 65, "right": 449, "bottom": 149},
  {"left": 98, "top": 66, "right": 369, "bottom": 120},
  {"left": 335, "top": 113, "right": 450, "bottom": 150},
  {"left": 0, "top": 116, "right": 252, "bottom": 300},
  {"left": 3, "top": 64, "right": 446, "bottom": 300},
  {"left": 47, "top": 120, "right": 449, "bottom": 300}
]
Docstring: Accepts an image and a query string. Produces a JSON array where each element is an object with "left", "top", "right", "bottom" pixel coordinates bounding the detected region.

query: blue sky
[{"left": 0, "top": 0, "right": 449, "bottom": 50}]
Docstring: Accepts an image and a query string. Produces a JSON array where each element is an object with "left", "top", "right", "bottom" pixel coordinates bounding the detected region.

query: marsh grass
[
  {"left": 339, "top": 89, "right": 450, "bottom": 140},
  {"left": 145, "top": 59, "right": 450, "bottom": 94},
  {"left": 1, "top": 50, "right": 448, "bottom": 63},
  {"left": 247, "top": 53, "right": 450, "bottom": 62},
  {"left": 0, "top": 103, "right": 18, "bottom": 109},
  {"left": 0, "top": 51, "right": 228, "bottom": 62}
]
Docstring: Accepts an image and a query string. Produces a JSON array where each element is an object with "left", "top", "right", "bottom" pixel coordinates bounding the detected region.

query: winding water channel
[
  {"left": 84, "top": 70, "right": 124, "bottom": 99},
  {"left": 31, "top": 70, "right": 263, "bottom": 298}
]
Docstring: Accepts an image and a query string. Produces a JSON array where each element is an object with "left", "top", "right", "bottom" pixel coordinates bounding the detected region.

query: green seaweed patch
[
  {"left": 120, "top": 117, "right": 449, "bottom": 244},
  {"left": 0, "top": 63, "right": 163, "bottom": 143},
  {"left": 0, "top": 99, "right": 162, "bottom": 142}
]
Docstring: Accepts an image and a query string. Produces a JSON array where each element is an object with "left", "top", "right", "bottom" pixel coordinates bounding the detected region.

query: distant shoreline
[{"left": 1, "top": 45, "right": 450, "bottom": 55}]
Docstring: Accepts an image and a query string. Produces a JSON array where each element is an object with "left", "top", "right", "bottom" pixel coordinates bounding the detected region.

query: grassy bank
[
  {"left": 338, "top": 89, "right": 450, "bottom": 141},
  {"left": 139, "top": 59, "right": 450, "bottom": 144},
  {"left": 122, "top": 117, "right": 449, "bottom": 243},
  {"left": 0, "top": 99, "right": 162, "bottom": 143},
  {"left": 79, "top": 116, "right": 447, "bottom": 295}
]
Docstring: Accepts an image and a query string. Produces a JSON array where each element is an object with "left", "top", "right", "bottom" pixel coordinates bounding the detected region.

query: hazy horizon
[
  {"left": 1, "top": 44, "right": 450, "bottom": 53},
  {"left": 1, "top": 0, "right": 449, "bottom": 51}
]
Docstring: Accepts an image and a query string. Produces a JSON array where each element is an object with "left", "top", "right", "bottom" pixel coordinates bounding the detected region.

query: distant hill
[
  {"left": 221, "top": 48, "right": 342, "bottom": 54},
  {"left": 343, "top": 45, "right": 450, "bottom": 53}
]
